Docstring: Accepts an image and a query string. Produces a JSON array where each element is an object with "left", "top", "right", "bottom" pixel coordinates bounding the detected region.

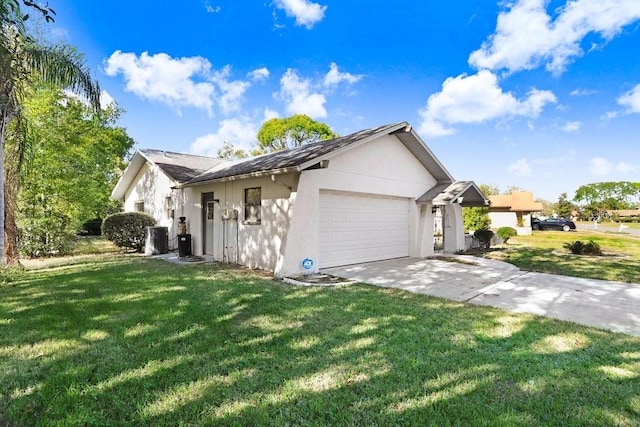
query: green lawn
[
  {"left": 576, "top": 221, "right": 640, "bottom": 230},
  {"left": 480, "top": 230, "right": 640, "bottom": 283},
  {"left": 1, "top": 257, "right": 639, "bottom": 425}
]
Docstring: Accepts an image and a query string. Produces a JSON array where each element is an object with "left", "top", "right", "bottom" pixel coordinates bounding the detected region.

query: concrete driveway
[{"left": 321, "top": 257, "right": 640, "bottom": 337}]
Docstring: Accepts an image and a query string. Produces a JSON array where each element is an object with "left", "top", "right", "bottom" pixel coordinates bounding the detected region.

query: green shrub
[
  {"left": 563, "top": 240, "right": 602, "bottom": 256},
  {"left": 563, "top": 240, "right": 584, "bottom": 255},
  {"left": 473, "top": 228, "right": 494, "bottom": 249},
  {"left": 583, "top": 240, "right": 602, "bottom": 256},
  {"left": 102, "top": 212, "right": 156, "bottom": 252},
  {"left": 496, "top": 227, "right": 517, "bottom": 244},
  {"left": 19, "top": 213, "right": 78, "bottom": 258}
]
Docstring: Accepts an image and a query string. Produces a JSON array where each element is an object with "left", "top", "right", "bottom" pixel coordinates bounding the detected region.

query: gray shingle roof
[
  {"left": 184, "top": 122, "right": 417, "bottom": 186},
  {"left": 140, "top": 149, "right": 228, "bottom": 183},
  {"left": 417, "top": 181, "right": 488, "bottom": 206}
]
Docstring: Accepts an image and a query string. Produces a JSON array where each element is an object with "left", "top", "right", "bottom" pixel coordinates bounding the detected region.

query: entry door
[{"left": 201, "top": 192, "right": 214, "bottom": 255}]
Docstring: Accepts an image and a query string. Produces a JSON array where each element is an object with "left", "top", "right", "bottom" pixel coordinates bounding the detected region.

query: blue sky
[{"left": 48, "top": 0, "right": 640, "bottom": 201}]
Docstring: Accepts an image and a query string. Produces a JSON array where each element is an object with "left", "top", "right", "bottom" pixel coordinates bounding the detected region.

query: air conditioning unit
[{"left": 145, "top": 226, "right": 168, "bottom": 255}]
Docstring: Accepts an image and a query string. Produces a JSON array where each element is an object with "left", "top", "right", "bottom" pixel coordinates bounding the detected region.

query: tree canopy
[
  {"left": 0, "top": 2, "right": 101, "bottom": 264},
  {"left": 573, "top": 182, "right": 640, "bottom": 208},
  {"left": 256, "top": 114, "right": 338, "bottom": 153},
  {"left": 16, "top": 87, "right": 134, "bottom": 256}
]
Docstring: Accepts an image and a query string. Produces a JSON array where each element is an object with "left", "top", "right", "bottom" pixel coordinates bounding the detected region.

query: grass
[
  {"left": 478, "top": 230, "right": 640, "bottom": 283},
  {"left": 576, "top": 221, "right": 640, "bottom": 230},
  {"left": 1, "top": 256, "right": 639, "bottom": 425}
]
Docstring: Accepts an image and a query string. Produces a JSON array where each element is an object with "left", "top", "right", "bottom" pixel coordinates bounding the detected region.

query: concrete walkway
[{"left": 322, "top": 257, "right": 640, "bottom": 337}]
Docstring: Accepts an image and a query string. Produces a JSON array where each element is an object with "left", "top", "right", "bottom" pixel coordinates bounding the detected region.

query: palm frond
[{"left": 23, "top": 44, "right": 101, "bottom": 111}]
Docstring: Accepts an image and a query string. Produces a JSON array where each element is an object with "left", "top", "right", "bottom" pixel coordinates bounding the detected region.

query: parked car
[{"left": 531, "top": 217, "right": 576, "bottom": 231}]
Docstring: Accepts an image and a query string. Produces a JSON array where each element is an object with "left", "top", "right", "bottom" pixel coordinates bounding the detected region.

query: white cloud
[
  {"left": 104, "top": 51, "right": 254, "bottom": 115},
  {"left": 273, "top": 64, "right": 363, "bottom": 119},
  {"left": 570, "top": 88, "right": 597, "bottom": 96},
  {"left": 323, "top": 63, "right": 363, "bottom": 88},
  {"left": 417, "top": 70, "right": 556, "bottom": 137},
  {"left": 559, "top": 121, "right": 581, "bottom": 132},
  {"left": 204, "top": 2, "right": 220, "bottom": 13},
  {"left": 190, "top": 117, "right": 258, "bottom": 157},
  {"left": 274, "top": 0, "right": 327, "bottom": 29},
  {"left": 617, "top": 161, "right": 638, "bottom": 173},
  {"left": 508, "top": 158, "right": 532, "bottom": 176},
  {"left": 249, "top": 67, "right": 270, "bottom": 81},
  {"left": 617, "top": 84, "right": 640, "bottom": 113},
  {"left": 99, "top": 90, "right": 115, "bottom": 109},
  {"left": 589, "top": 157, "right": 613, "bottom": 176},
  {"left": 277, "top": 68, "right": 327, "bottom": 118},
  {"left": 469, "top": 0, "right": 640, "bottom": 75},
  {"left": 211, "top": 65, "right": 250, "bottom": 113},
  {"left": 104, "top": 51, "right": 215, "bottom": 113},
  {"left": 263, "top": 107, "right": 280, "bottom": 121},
  {"left": 63, "top": 89, "right": 116, "bottom": 111}
]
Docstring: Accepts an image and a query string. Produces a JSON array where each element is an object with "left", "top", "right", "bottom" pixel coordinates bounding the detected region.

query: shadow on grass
[{"left": 0, "top": 257, "right": 639, "bottom": 425}]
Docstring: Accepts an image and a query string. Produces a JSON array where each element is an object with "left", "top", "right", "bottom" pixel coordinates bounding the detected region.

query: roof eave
[
  {"left": 110, "top": 151, "right": 149, "bottom": 201},
  {"left": 176, "top": 166, "right": 301, "bottom": 188}
]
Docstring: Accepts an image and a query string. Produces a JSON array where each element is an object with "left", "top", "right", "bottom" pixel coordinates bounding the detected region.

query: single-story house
[
  {"left": 488, "top": 192, "right": 543, "bottom": 235},
  {"left": 112, "top": 122, "right": 488, "bottom": 277},
  {"left": 605, "top": 208, "right": 640, "bottom": 219}
]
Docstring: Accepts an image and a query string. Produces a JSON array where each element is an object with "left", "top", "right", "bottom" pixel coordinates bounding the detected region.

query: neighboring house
[
  {"left": 488, "top": 192, "right": 543, "bottom": 235},
  {"left": 606, "top": 208, "right": 640, "bottom": 218},
  {"left": 111, "top": 149, "right": 228, "bottom": 249},
  {"left": 112, "top": 122, "right": 488, "bottom": 277}
]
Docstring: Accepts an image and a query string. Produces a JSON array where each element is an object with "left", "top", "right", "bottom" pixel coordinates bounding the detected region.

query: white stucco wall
[
  {"left": 181, "top": 174, "right": 296, "bottom": 271},
  {"left": 489, "top": 212, "right": 533, "bottom": 236},
  {"left": 489, "top": 212, "right": 517, "bottom": 229},
  {"left": 443, "top": 204, "right": 465, "bottom": 252},
  {"left": 123, "top": 162, "right": 177, "bottom": 248}
]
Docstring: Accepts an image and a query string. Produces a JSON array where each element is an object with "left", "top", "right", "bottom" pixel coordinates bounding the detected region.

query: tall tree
[
  {"left": 0, "top": 2, "right": 100, "bottom": 264},
  {"left": 16, "top": 87, "right": 133, "bottom": 256},
  {"left": 216, "top": 141, "right": 248, "bottom": 160},
  {"left": 256, "top": 114, "right": 338, "bottom": 153},
  {"left": 556, "top": 192, "right": 576, "bottom": 219}
]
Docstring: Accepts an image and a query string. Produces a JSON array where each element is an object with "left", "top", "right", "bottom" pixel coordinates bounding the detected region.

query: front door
[{"left": 201, "top": 192, "right": 214, "bottom": 256}]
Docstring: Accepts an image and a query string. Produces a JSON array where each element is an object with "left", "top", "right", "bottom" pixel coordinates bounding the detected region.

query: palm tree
[{"left": 1, "top": 2, "right": 100, "bottom": 265}]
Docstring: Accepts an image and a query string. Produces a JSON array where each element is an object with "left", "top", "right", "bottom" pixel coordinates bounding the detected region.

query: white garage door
[{"left": 319, "top": 191, "right": 410, "bottom": 268}]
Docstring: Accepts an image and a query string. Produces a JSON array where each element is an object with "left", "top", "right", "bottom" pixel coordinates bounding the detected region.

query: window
[
  {"left": 165, "top": 196, "right": 174, "bottom": 219},
  {"left": 206, "top": 201, "right": 215, "bottom": 221},
  {"left": 134, "top": 201, "right": 145, "bottom": 212},
  {"left": 244, "top": 187, "right": 261, "bottom": 224}
]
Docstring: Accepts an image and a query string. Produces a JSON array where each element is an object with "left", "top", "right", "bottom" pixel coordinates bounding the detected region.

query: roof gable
[
  {"left": 140, "top": 149, "right": 228, "bottom": 182},
  {"left": 489, "top": 192, "right": 543, "bottom": 212},
  {"left": 111, "top": 150, "right": 228, "bottom": 200},
  {"left": 417, "top": 181, "right": 489, "bottom": 206}
]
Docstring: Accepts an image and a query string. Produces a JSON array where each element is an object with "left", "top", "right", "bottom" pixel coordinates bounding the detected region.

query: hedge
[{"left": 102, "top": 212, "right": 156, "bottom": 252}]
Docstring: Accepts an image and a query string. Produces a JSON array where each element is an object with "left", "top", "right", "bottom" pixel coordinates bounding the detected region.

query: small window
[
  {"left": 244, "top": 187, "right": 261, "bottom": 224},
  {"left": 206, "top": 201, "right": 215, "bottom": 221},
  {"left": 134, "top": 201, "right": 145, "bottom": 212},
  {"left": 165, "top": 197, "right": 174, "bottom": 219}
]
